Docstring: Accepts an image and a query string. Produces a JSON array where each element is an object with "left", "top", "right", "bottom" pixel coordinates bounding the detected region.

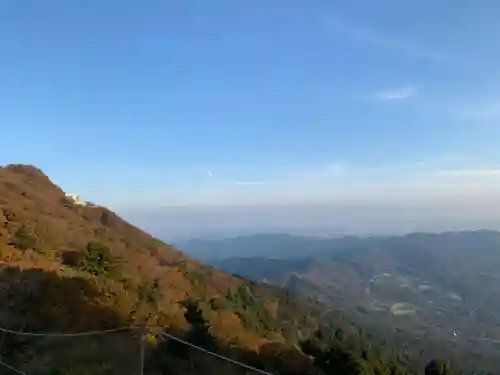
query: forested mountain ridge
[
  {"left": 0, "top": 164, "right": 463, "bottom": 375},
  {"left": 197, "top": 232, "right": 500, "bottom": 374}
]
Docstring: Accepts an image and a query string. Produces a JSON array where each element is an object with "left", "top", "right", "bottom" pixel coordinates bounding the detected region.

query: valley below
[{"left": 181, "top": 231, "right": 500, "bottom": 373}]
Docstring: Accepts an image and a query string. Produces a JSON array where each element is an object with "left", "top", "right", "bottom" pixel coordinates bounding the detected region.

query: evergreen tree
[
  {"left": 182, "top": 299, "right": 216, "bottom": 351},
  {"left": 425, "top": 359, "right": 453, "bottom": 375}
]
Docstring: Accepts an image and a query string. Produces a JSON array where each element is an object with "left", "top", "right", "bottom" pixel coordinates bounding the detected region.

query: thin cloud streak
[
  {"left": 429, "top": 168, "right": 500, "bottom": 178},
  {"left": 233, "top": 181, "right": 267, "bottom": 186},
  {"left": 351, "top": 28, "right": 448, "bottom": 63},
  {"left": 108, "top": 161, "right": 500, "bottom": 208},
  {"left": 327, "top": 14, "right": 469, "bottom": 67},
  {"left": 374, "top": 86, "right": 416, "bottom": 101},
  {"left": 223, "top": 165, "right": 500, "bottom": 204}
]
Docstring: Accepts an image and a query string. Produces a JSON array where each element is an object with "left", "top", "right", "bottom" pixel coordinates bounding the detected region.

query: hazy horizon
[{"left": 120, "top": 197, "right": 500, "bottom": 241}]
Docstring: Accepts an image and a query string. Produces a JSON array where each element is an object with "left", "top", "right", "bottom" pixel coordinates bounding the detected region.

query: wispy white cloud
[
  {"left": 206, "top": 160, "right": 500, "bottom": 193},
  {"left": 411, "top": 154, "right": 471, "bottom": 168},
  {"left": 111, "top": 158, "right": 500, "bottom": 207},
  {"left": 374, "top": 86, "right": 416, "bottom": 101},
  {"left": 206, "top": 171, "right": 213, "bottom": 178},
  {"left": 413, "top": 161, "right": 427, "bottom": 168},
  {"left": 274, "top": 162, "right": 346, "bottom": 186},
  {"left": 428, "top": 168, "right": 500, "bottom": 179},
  {"left": 327, "top": 14, "right": 465, "bottom": 66},
  {"left": 233, "top": 181, "right": 267, "bottom": 186},
  {"left": 439, "top": 154, "right": 470, "bottom": 162},
  {"left": 227, "top": 162, "right": 345, "bottom": 188}
]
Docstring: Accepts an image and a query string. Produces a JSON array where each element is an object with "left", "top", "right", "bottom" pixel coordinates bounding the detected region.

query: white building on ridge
[{"left": 65, "top": 193, "right": 91, "bottom": 206}]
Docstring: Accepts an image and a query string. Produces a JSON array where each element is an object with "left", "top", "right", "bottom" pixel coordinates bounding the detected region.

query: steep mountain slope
[
  {"left": 0, "top": 164, "right": 435, "bottom": 375},
  {"left": 197, "top": 233, "right": 500, "bottom": 374}
]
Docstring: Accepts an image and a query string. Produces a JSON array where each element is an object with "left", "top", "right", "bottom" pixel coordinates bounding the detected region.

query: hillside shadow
[
  {"left": 0, "top": 266, "right": 317, "bottom": 375},
  {"left": 0, "top": 267, "right": 453, "bottom": 375},
  {"left": 0, "top": 266, "right": 124, "bottom": 331},
  {"left": 0, "top": 266, "right": 138, "bottom": 375},
  {"left": 147, "top": 333, "right": 317, "bottom": 375},
  {"left": 146, "top": 299, "right": 324, "bottom": 375}
]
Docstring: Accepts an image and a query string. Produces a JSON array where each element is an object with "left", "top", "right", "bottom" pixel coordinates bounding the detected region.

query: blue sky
[{"left": 2, "top": 1, "right": 500, "bottom": 209}]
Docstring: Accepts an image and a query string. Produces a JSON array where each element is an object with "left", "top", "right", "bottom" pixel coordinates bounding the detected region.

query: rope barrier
[
  {"left": 0, "top": 358, "right": 31, "bottom": 375},
  {"left": 0, "top": 324, "right": 276, "bottom": 374},
  {"left": 161, "top": 332, "right": 276, "bottom": 375},
  {"left": 0, "top": 325, "right": 137, "bottom": 337}
]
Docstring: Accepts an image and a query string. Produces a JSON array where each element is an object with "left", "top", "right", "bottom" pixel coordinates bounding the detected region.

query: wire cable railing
[
  {"left": 161, "top": 332, "right": 274, "bottom": 375},
  {"left": 0, "top": 324, "right": 276, "bottom": 375},
  {"left": 0, "top": 325, "right": 136, "bottom": 338},
  {"left": 0, "top": 358, "right": 30, "bottom": 375}
]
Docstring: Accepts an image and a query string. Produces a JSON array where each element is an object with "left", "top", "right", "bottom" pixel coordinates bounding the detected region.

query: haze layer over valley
[{"left": 124, "top": 195, "right": 500, "bottom": 242}]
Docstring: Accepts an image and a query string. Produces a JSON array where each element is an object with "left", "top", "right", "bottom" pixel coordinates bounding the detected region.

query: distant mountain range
[
  {"left": 177, "top": 231, "right": 500, "bottom": 373},
  {"left": 173, "top": 232, "right": 388, "bottom": 260}
]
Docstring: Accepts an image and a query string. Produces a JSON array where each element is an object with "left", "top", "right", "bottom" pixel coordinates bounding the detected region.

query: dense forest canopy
[{"left": 192, "top": 232, "right": 500, "bottom": 373}]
